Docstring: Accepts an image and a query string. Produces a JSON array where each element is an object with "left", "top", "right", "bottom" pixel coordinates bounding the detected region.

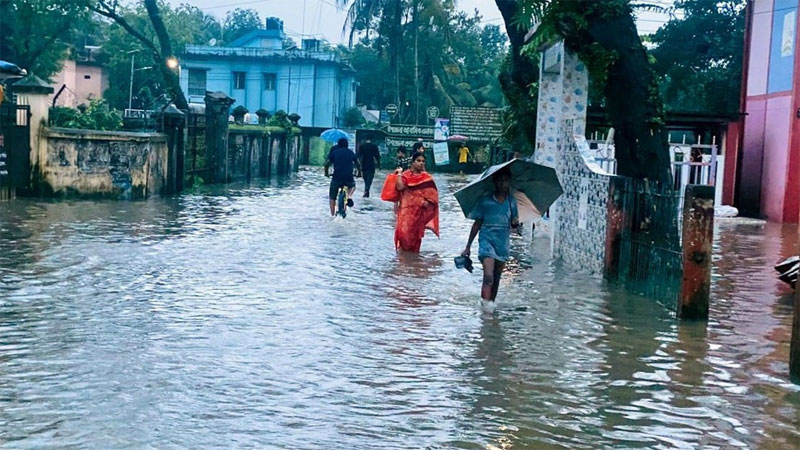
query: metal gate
[
  {"left": 0, "top": 103, "right": 31, "bottom": 199},
  {"left": 616, "top": 178, "right": 684, "bottom": 309}
]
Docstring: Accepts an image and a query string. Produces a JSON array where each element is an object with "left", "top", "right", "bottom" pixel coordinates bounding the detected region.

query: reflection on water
[{"left": 1, "top": 168, "right": 799, "bottom": 448}]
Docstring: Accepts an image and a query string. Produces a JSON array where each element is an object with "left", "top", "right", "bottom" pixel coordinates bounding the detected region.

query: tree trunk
[
  {"left": 495, "top": 0, "right": 539, "bottom": 154},
  {"left": 573, "top": 1, "right": 671, "bottom": 183},
  {"left": 144, "top": 0, "right": 189, "bottom": 110}
]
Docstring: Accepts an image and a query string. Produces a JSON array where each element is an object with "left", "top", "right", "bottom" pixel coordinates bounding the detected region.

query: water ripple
[{"left": 0, "top": 168, "right": 799, "bottom": 448}]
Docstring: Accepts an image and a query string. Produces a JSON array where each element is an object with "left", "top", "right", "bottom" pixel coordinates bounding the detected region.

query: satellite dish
[{"left": 209, "top": 38, "right": 217, "bottom": 46}]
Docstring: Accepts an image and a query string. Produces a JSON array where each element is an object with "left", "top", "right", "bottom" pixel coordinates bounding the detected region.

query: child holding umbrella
[{"left": 461, "top": 167, "right": 520, "bottom": 303}]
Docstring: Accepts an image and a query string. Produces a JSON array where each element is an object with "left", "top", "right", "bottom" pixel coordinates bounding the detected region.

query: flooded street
[{"left": 1, "top": 168, "right": 799, "bottom": 448}]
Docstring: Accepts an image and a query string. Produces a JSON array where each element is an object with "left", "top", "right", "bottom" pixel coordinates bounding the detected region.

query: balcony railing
[{"left": 183, "top": 45, "right": 341, "bottom": 63}]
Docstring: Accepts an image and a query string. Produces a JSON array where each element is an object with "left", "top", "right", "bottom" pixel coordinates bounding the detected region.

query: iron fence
[
  {"left": 186, "top": 112, "right": 208, "bottom": 181},
  {"left": 616, "top": 178, "right": 683, "bottom": 309}
]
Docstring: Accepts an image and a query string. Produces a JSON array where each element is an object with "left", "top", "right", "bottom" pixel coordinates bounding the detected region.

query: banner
[
  {"left": 434, "top": 118, "right": 450, "bottom": 141},
  {"left": 433, "top": 142, "right": 450, "bottom": 166},
  {"left": 384, "top": 124, "right": 434, "bottom": 138}
]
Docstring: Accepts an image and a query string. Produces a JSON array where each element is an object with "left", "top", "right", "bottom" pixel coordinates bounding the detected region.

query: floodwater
[{"left": 1, "top": 168, "right": 799, "bottom": 449}]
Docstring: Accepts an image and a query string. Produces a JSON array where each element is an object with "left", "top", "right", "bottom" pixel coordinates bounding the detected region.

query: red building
[{"left": 739, "top": 0, "right": 800, "bottom": 221}]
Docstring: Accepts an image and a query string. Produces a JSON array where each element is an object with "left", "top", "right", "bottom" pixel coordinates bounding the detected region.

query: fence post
[
  {"left": 604, "top": 176, "right": 627, "bottom": 281},
  {"left": 160, "top": 104, "right": 186, "bottom": 194},
  {"left": 792, "top": 284, "right": 800, "bottom": 383},
  {"left": 204, "top": 92, "right": 234, "bottom": 184},
  {"left": 678, "top": 185, "right": 715, "bottom": 320}
]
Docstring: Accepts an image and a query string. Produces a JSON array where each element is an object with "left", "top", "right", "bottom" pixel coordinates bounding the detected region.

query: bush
[
  {"left": 267, "top": 110, "right": 291, "bottom": 129},
  {"left": 342, "top": 107, "right": 364, "bottom": 128},
  {"left": 50, "top": 99, "right": 122, "bottom": 131}
]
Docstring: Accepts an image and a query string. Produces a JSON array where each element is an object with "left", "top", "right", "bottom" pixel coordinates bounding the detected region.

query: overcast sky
[{"left": 168, "top": 0, "right": 677, "bottom": 45}]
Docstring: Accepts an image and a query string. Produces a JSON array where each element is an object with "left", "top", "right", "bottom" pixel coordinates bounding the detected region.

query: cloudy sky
[{"left": 168, "top": 0, "right": 677, "bottom": 45}]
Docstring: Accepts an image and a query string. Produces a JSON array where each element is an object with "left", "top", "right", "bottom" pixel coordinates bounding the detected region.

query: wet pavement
[{"left": 1, "top": 167, "right": 799, "bottom": 448}]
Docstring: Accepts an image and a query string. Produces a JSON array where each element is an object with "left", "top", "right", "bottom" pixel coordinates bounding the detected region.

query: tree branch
[{"left": 91, "top": 1, "right": 160, "bottom": 57}]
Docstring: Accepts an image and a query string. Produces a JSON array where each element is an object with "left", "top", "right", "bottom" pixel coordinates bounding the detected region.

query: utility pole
[
  {"left": 413, "top": 0, "right": 419, "bottom": 125},
  {"left": 128, "top": 50, "right": 137, "bottom": 110}
]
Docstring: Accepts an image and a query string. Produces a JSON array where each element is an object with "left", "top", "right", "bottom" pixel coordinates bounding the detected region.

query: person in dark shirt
[
  {"left": 395, "top": 146, "right": 411, "bottom": 171},
  {"left": 324, "top": 138, "right": 360, "bottom": 216},
  {"left": 358, "top": 138, "right": 381, "bottom": 197}
]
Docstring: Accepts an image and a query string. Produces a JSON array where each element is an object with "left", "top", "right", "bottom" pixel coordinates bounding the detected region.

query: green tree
[
  {"left": 340, "top": 4, "right": 507, "bottom": 124},
  {"left": 223, "top": 8, "right": 262, "bottom": 44},
  {"left": 503, "top": 0, "right": 672, "bottom": 182},
  {"left": 93, "top": 1, "right": 222, "bottom": 110},
  {"left": 92, "top": 0, "right": 191, "bottom": 110},
  {"left": 650, "top": 0, "right": 746, "bottom": 116},
  {"left": 0, "top": 0, "right": 93, "bottom": 79}
]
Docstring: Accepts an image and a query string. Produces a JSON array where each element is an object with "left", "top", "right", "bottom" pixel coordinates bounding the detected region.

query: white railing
[{"left": 586, "top": 133, "right": 723, "bottom": 219}]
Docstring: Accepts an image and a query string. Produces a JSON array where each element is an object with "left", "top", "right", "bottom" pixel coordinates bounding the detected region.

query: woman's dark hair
[
  {"left": 412, "top": 151, "right": 426, "bottom": 162},
  {"left": 493, "top": 167, "right": 512, "bottom": 180},
  {"left": 396, "top": 146, "right": 407, "bottom": 155},
  {"left": 412, "top": 142, "right": 424, "bottom": 152},
  {"left": 337, "top": 137, "right": 349, "bottom": 147}
]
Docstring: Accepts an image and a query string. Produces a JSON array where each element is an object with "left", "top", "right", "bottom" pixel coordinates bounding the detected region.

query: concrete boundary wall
[
  {"left": 227, "top": 128, "right": 301, "bottom": 181},
  {"left": 38, "top": 128, "right": 168, "bottom": 199}
]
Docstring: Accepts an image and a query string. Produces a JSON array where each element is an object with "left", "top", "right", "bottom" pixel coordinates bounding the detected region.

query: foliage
[
  {"left": 649, "top": 0, "right": 746, "bottom": 116},
  {"left": 342, "top": 107, "right": 365, "bottom": 128},
  {"left": 222, "top": 8, "right": 261, "bottom": 44},
  {"left": 232, "top": 105, "right": 249, "bottom": 116},
  {"left": 507, "top": 0, "right": 672, "bottom": 182},
  {"left": 267, "top": 110, "right": 293, "bottom": 130},
  {"left": 92, "top": 0, "right": 202, "bottom": 110},
  {"left": 50, "top": 99, "right": 122, "bottom": 131},
  {"left": 96, "top": 2, "right": 221, "bottom": 110},
  {"left": 339, "top": 7, "right": 507, "bottom": 123},
  {"left": 0, "top": 0, "right": 93, "bottom": 79}
]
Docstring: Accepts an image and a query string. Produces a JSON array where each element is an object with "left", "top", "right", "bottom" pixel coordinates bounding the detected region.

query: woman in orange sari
[{"left": 394, "top": 151, "right": 439, "bottom": 252}]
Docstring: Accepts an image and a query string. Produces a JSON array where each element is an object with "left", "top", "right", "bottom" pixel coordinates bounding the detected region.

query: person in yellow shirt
[{"left": 457, "top": 144, "right": 471, "bottom": 174}]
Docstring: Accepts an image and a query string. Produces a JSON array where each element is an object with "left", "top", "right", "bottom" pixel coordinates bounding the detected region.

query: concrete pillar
[
  {"left": 160, "top": 104, "right": 186, "bottom": 194},
  {"left": 11, "top": 74, "right": 53, "bottom": 193},
  {"left": 678, "top": 185, "right": 715, "bottom": 320},
  {"left": 204, "top": 92, "right": 234, "bottom": 184}
]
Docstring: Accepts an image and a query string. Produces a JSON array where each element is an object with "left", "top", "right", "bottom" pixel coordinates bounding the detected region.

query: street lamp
[
  {"left": 166, "top": 57, "right": 179, "bottom": 71},
  {"left": 128, "top": 65, "right": 152, "bottom": 111}
]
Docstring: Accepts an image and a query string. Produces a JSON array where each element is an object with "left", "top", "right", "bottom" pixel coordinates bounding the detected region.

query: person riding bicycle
[{"left": 324, "top": 137, "right": 360, "bottom": 216}]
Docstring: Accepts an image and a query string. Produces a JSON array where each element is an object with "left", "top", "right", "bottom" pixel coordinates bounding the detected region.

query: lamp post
[{"left": 127, "top": 49, "right": 140, "bottom": 110}]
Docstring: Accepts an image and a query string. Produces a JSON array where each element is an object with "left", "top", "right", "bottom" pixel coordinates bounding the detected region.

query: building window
[
  {"left": 263, "top": 73, "right": 276, "bottom": 91},
  {"left": 84, "top": 75, "right": 92, "bottom": 80},
  {"left": 188, "top": 69, "right": 207, "bottom": 97},
  {"left": 233, "top": 71, "right": 246, "bottom": 90}
]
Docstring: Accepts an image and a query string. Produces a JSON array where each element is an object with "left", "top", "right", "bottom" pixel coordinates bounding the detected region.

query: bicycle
[{"left": 335, "top": 184, "right": 350, "bottom": 218}]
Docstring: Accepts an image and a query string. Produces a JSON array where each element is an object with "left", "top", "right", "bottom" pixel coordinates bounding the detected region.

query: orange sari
[{"left": 395, "top": 170, "right": 439, "bottom": 252}]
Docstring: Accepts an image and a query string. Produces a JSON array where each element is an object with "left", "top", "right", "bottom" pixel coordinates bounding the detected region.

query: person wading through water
[
  {"left": 461, "top": 167, "right": 520, "bottom": 304},
  {"left": 358, "top": 138, "right": 381, "bottom": 198},
  {"left": 393, "top": 151, "right": 439, "bottom": 252}
]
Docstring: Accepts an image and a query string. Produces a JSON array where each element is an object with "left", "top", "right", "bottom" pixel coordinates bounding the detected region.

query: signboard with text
[
  {"left": 384, "top": 124, "right": 434, "bottom": 138},
  {"left": 450, "top": 106, "right": 504, "bottom": 142}
]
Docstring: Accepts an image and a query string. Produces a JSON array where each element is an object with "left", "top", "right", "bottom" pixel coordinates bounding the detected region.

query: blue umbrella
[
  {"left": 0, "top": 61, "right": 27, "bottom": 82},
  {"left": 320, "top": 128, "right": 349, "bottom": 143}
]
